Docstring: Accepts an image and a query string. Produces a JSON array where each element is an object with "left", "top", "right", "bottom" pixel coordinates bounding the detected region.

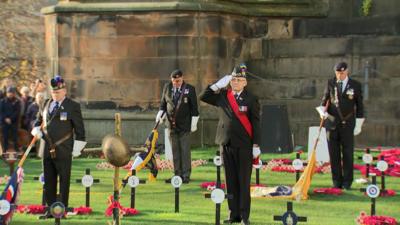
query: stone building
[{"left": 2, "top": 0, "right": 399, "bottom": 148}]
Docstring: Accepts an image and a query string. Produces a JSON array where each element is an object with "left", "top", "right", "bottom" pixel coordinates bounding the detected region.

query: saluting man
[
  {"left": 317, "top": 62, "right": 365, "bottom": 190},
  {"left": 31, "top": 75, "right": 86, "bottom": 219},
  {"left": 200, "top": 64, "right": 260, "bottom": 225},
  {"left": 156, "top": 69, "right": 199, "bottom": 183}
]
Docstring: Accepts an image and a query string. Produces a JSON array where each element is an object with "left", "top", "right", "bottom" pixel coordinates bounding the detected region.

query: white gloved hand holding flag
[
  {"left": 156, "top": 110, "right": 166, "bottom": 124},
  {"left": 31, "top": 126, "right": 43, "bottom": 139},
  {"left": 315, "top": 106, "right": 329, "bottom": 119}
]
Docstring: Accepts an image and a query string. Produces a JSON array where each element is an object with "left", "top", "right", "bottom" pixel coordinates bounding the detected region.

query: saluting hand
[{"left": 210, "top": 75, "right": 232, "bottom": 91}]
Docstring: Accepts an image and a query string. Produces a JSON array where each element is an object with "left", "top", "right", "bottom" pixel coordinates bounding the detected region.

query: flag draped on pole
[
  {"left": 251, "top": 106, "right": 327, "bottom": 200},
  {"left": 0, "top": 167, "right": 24, "bottom": 225},
  {"left": 121, "top": 128, "right": 160, "bottom": 191},
  {"left": 251, "top": 149, "right": 317, "bottom": 200},
  {"left": 132, "top": 129, "right": 159, "bottom": 181}
]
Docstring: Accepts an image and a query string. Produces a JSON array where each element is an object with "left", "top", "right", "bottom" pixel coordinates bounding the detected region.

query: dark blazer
[
  {"left": 160, "top": 82, "right": 199, "bottom": 133},
  {"left": 321, "top": 77, "right": 364, "bottom": 129},
  {"left": 199, "top": 86, "right": 260, "bottom": 148},
  {"left": 0, "top": 97, "right": 21, "bottom": 126},
  {"left": 35, "top": 97, "right": 85, "bottom": 159}
]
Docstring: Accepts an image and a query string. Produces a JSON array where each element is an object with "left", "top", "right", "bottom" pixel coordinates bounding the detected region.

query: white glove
[
  {"left": 156, "top": 110, "right": 166, "bottom": 124},
  {"left": 191, "top": 116, "right": 200, "bottom": 132},
  {"left": 72, "top": 140, "right": 87, "bottom": 157},
  {"left": 252, "top": 146, "right": 261, "bottom": 159},
  {"left": 354, "top": 118, "right": 365, "bottom": 136},
  {"left": 315, "top": 106, "right": 328, "bottom": 119},
  {"left": 130, "top": 154, "right": 144, "bottom": 170},
  {"left": 31, "top": 126, "right": 43, "bottom": 139},
  {"left": 210, "top": 75, "right": 232, "bottom": 91}
]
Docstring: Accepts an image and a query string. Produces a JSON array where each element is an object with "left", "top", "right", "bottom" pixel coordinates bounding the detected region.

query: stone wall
[
  {"left": 0, "top": 0, "right": 56, "bottom": 83},
  {"left": 2, "top": 0, "right": 399, "bottom": 148}
]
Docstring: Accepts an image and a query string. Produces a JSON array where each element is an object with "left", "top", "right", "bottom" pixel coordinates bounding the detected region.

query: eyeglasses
[{"left": 231, "top": 78, "right": 246, "bottom": 82}]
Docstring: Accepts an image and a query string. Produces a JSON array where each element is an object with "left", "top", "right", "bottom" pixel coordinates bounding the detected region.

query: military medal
[
  {"left": 184, "top": 88, "right": 189, "bottom": 94},
  {"left": 334, "top": 87, "right": 339, "bottom": 106},
  {"left": 346, "top": 88, "right": 354, "bottom": 100},
  {"left": 60, "top": 112, "right": 68, "bottom": 121},
  {"left": 239, "top": 106, "right": 248, "bottom": 112}
]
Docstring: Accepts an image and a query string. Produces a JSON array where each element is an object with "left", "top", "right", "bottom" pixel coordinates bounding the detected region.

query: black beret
[
  {"left": 232, "top": 63, "right": 247, "bottom": 78},
  {"left": 6, "top": 86, "right": 17, "bottom": 93},
  {"left": 50, "top": 75, "right": 66, "bottom": 90},
  {"left": 334, "top": 62, "right": 348, "bottom": 72},
  {"left": 170, "top": 69, "right": 183, "bottom": 78}
]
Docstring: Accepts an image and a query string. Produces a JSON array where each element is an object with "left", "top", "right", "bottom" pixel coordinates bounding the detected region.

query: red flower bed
[
  {"left": 74, "top": 206, "right": 92, "bottom": 215},
  {"left": 105, "top": 195, "right": 139, "bottom": 217},
  {"left": 357, "top": 211, "right": 398, "bottom": 225},
  {"left": 200, "top": 181, "right": 226, "bottom": 191},
  {"left": 25, "top": 205, "right": 46, "bottom": 214},
  {"left": 355, "top": 148, "right": 400, "bottom": 177},
  {"left": 313, "top": 187, "right": 343, "bottom": 195},
  {"left": 380, "top": 189, "right": 396, "bottom": 197}
]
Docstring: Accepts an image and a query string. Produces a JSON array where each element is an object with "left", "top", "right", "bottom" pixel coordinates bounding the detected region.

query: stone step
[
  {"left": 247, "top": 55, "right": 400, "bottom": 79},
  {"left": 262, "top": 36, "right": 400, "bottom": 58},
  {"left": 293, "top": 15, "right": 400, "bottom": 38}
]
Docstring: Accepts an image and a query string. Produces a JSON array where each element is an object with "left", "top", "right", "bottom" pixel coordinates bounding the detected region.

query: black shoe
[
  {"left": 223, "top": 218, "right": 241, "bottom": 224},
  {"left": 241, "top": 219, "right": 250, "bottom": 225},
  {"left": 38, "top": 212, "right": 54, "bottom": 220},
  {"left": 343, "top": 185, "right": 352, "bottom": 190},
  {"left": 182, "top": 178, "right": 190, "bottom": 184}
]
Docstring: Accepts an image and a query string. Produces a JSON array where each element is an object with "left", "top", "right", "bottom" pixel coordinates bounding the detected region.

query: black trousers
[
  {"left": 327, "top": 124, "right": 354, "bottom": 187},
  {"left": 169, "top": 130, "right": 191, "bottom": 179},
  {"left": 2, "top": 124, "right": 18, "bottom": 150},
  {"left": 222, "top": 144, "right": 252, "bottom": 221},
  {"left": 43, "top": 156, "right": 72, "bottom": 207}
]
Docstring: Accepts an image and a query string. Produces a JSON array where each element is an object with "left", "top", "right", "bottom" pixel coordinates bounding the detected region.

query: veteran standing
[
  {"left": 317, "top": 62, "right": 365, "bottom": 190},
  {"left": 156, "top": 69, "right": 199, "bottom": 183},
  {"left": 31, "top": 75, "right": 86, "bottom": 219},
  {"left": 200, "top": 64, "right": 260, "bottom": 225}
]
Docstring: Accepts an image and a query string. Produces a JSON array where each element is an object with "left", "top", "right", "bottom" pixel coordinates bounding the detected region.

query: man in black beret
[
  {"left": 316, "top": 62, "right": 365, "bottom": 190},
  {"left": 0, "top": 86, "right": 21, "bottom": 151},
  {"left": 156, "top": 69, "right": 199, "bottom": 183},
  {"left": 199, "top": 64, "right": 260, "bottom": 225},
  {"left": 31, "top": 75, "right": 86, "bottom": 219}
]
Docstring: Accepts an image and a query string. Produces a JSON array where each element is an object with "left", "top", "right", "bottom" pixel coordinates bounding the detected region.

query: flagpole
[
  {"left": 113, "top": 113, "right": 122, "bottom": 225},
  {"left": 311, "top": 101, "right": 330, "bottom": 154},
  {"left": 16, "top": 136, "right": 38, "bottom": 168},
  {"left": 17, "top": 122, "right": 44, "bottom": 168}
]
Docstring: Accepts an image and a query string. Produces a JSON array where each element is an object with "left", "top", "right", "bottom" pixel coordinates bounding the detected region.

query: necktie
[
  {"left": 234, "top": 93, "right": 239, "bottom": 99},
  {"left": 51, "top": 102, "right": 59, "bottom": 116},
  {"left": 337, "top": 81, "right": 343, "bottom": 96},
  {"left": 173, "top": 89, "right": 180, "bottom": 105}
]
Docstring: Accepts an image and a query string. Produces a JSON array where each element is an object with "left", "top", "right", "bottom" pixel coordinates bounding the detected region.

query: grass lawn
[{"left": 1, "top": 147, "right": 399, "bottom": 225}]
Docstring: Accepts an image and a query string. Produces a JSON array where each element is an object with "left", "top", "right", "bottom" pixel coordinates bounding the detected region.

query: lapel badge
[
  {"left": 60, "top": 112, "right": 68, "bottom": 121},
  {"left": 184, "top": 88, "right": 189, "bottom": 94},
  {"left": 346, "top": 88, "right": 354, "bottom": 100}
]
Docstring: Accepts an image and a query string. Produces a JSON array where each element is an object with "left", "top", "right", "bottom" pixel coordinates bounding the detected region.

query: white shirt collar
[
  {"left": 172, "top": 85, "right": 182, "bottom": 93},
  {"left": 54, "top": 96, "right": 66, "bottom": 105},
  {"left": 233, "top": 90, "right": 243, "bottom": 97},
  {"left": 338, "top": 76, "right": 349, "bottom": 92}
]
